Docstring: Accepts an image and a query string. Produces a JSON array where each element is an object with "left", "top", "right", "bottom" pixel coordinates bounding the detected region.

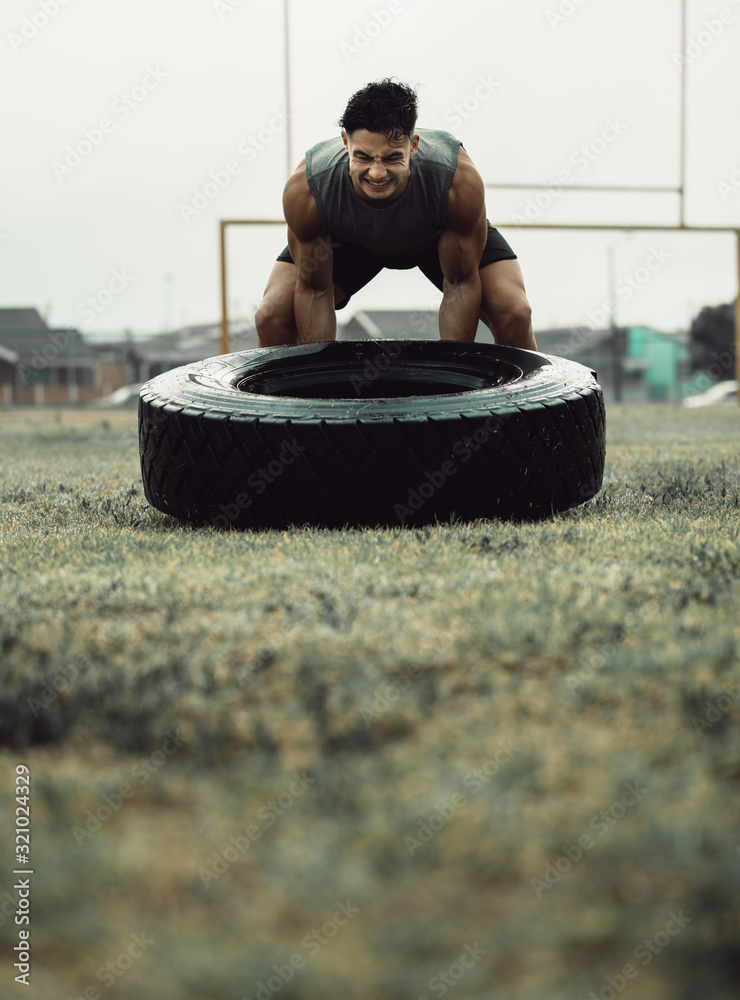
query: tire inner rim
[{"left": 235, "top": 344, "right": 524, "bottom": 400}]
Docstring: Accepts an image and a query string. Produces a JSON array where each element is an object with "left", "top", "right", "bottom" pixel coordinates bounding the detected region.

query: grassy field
[{"left": 0, "top": 402, "right": 739, "bottom": 1000}]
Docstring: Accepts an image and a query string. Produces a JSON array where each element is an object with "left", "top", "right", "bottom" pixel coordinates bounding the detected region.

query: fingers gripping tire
[{"left": 138, "top": 341, "right": 606, "bottom": 529}]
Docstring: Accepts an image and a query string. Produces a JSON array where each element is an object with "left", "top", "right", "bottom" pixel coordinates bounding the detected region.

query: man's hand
[
  {"left": 283, "top": 163, "right": 337, "bottom": 343},
  {"left": 437, "top": 151, "right": 487, "bottom": 342}
]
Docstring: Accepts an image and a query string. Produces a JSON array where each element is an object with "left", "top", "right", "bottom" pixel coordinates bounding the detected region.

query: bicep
[
  {"left": 283, "top": 170, "right": 333, "bottom": 291},
  {"left": 439, "top": 155, "right": 488, "bottom": 284}
]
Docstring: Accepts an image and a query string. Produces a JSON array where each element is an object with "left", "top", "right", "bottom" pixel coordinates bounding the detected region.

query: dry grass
[{"left": 0, "top": 403, "right": 739, "bottom": 1000}]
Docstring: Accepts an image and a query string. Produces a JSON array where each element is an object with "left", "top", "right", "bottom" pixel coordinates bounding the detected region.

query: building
[
  {"left": 0, "top": 310, "right": 260, "bottom": 405},
  {"left": 95, "top": 320, "right": 259, "bottom": 387},
  {"left": 625, "top": 325, "right": 691, "bottom": 401},
  {"left": 339, "top": 309, "right": 491, "bottom": 341},
  {"left": 0, "top": 303, "right": 693, "bottom": 405},
  {"left": 0, "top": 308, "right": 100, "bottom": 404},
  {"left": 533, "top": 324, "right": 691, "bottom": 402},
  {"left": 339, "top": 310, "right": 692, "bottom": 402},
  {"left": 0, "top": 343, "right": 18, "bottom": 405}
]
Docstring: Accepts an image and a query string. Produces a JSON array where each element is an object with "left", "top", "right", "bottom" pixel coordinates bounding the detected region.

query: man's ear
[
  {"left": 410, "top": 134, "right": 420, "bottom": 156},
  {"left": 341, "top": 129, "right": 350, "bottom": 152}
]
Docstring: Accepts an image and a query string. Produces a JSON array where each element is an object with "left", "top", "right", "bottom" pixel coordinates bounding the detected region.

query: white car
[
  {"left": 93, "top": 383, "right": 143, "bottom": 407},
  {"left": 683, "top": 380, "right": 738, "bottom": 407}
]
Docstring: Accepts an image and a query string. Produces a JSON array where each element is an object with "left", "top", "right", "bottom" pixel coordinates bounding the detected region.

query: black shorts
[{"left": 276, "top": 222, "right": 516, "bottom": 309}]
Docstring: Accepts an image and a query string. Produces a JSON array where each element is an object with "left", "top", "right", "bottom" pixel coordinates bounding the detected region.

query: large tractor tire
[{"left": 139, "top": 340, "right": 605, "bottom": 529}]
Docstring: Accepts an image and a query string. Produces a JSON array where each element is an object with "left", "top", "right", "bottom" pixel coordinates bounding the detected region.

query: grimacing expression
[{"left": 342, "top": 129, "right": 420, "bottom": 203}]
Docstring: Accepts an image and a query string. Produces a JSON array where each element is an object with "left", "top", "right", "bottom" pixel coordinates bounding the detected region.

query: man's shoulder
[
  {"left": 418, "top": 127, "right": 461, "bottom": 143},
  {"left": 283, "top": 159, "right": 323, "bottom": 240},
  {"left": 416, "top": 128, "right": 462, "bottom": 159},
  {"left": 308, "top": 135, "right": 345, "bottom": 152},
  {"left": 445, "top": 147, "right": 485, "bottom": 230},
  {"left": 306, "top": 136, "right": 346, "bottom": 177}
]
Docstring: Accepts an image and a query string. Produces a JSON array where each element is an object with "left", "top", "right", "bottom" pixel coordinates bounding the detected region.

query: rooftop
[{"left": 0, "top": 308, "right": 96, "bottom": 362}]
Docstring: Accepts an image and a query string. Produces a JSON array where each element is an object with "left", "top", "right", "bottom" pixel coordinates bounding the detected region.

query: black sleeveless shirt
[{"left": 305, "top": 128, "right": 461, "bottom": 258}]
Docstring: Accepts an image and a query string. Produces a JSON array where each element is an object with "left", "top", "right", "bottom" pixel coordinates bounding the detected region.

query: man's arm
[
  {"left": 437, "top": 150, "right": 487, "bottom": 342},
  {"left": 283, "top": 163, "right": 336, "bottom": 343}
]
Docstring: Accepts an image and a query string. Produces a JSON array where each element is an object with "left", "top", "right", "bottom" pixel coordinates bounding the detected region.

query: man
[{"left": 255, "top": 78, "right": 536, "bottom": 350}]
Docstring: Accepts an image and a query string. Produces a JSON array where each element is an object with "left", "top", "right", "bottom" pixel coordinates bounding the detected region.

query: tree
[{"left": 688, "top": 301, "right": 735, "bottom": 378}]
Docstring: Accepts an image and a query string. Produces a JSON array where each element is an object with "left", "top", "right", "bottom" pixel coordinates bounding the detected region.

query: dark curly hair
[{"left": 338, "top": 78, "right": 418, "bottom": 144}]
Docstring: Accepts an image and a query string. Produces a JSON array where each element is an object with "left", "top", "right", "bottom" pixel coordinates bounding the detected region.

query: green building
[{"left": 624, "top": 326, "right": 690, "bottom": 402}]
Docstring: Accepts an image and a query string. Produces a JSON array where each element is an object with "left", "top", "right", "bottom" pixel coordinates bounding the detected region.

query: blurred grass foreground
[{"left": 0, "top": 404, "right": 739, "bottom": 1000}]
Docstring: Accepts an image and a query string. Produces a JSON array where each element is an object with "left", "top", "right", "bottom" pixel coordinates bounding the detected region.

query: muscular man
[{"left": 255, "top": 78, "right": 536, "bottom": 350}]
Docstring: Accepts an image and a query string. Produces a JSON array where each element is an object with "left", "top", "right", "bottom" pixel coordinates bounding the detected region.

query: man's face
[{"left": 342, "top": 129, "right": 420, "bottom": 203}]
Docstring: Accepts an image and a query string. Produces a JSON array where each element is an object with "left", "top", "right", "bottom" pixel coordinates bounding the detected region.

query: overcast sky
[{"left": 1, "top": 0, "right": 738, "bottom": 340}]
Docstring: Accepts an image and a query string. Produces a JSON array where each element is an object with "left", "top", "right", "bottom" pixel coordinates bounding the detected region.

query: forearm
[
  {"left": 438, "top": 276, "right": 482, "bottom": 342},
  {"left": 293, "top": 284, "right": 336, "bottom": 343}
]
